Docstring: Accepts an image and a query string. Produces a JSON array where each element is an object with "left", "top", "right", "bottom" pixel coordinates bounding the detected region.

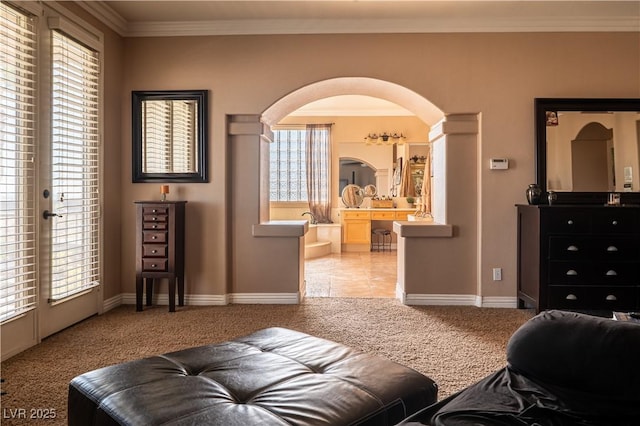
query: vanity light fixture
[{"left": 365, "top": 132, "right": 407, "bottom": 145}]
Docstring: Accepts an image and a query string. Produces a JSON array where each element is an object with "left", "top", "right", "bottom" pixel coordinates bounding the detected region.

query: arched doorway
[
  {"left": 262, "top": 77, "right": 444, "bottom": 127},
  {"left": 261, "top": 77, "right": 445, "bottom": 299}
]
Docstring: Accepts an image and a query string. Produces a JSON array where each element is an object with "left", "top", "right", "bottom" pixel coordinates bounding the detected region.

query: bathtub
[{"left": 305, "top": 223, "right": 341, "bottom": 259}]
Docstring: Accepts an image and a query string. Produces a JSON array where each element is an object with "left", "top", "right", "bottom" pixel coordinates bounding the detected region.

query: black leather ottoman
[{"left": 69, "top": 327, "right": 437, "bottom": 425}]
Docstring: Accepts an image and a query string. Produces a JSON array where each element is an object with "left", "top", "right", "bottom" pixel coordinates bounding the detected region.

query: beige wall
[
  {"left": 118, "top": 32, "right": 638, "bottom": 300},
  {"left": 51, "top": 15, "right": 639, "bottom": 303}
]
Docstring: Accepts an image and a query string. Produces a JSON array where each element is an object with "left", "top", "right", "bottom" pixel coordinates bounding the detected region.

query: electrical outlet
[{"left": 492, "top": 268, "right": 502, "bottom": 281}]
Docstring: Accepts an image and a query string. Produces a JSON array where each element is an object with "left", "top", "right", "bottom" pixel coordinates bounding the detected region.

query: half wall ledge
[
  {"left": 393, "top": 221, "right": 453, "bottom": 238},
  {"left": 252, "top": 220, "right": 309, "bottom": 237}
]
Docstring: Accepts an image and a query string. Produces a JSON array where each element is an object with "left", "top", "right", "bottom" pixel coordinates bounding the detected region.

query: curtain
[{"left": 305, "top": 124, "right": 333, "bottom": 223}]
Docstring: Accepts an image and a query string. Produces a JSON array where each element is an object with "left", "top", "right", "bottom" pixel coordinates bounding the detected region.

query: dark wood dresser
[
  {"left": 517, "top": 204, "right": 640, "bottom": 313},
  {"left": 135, "top": 201, "right": 186, "bottom": 312}
]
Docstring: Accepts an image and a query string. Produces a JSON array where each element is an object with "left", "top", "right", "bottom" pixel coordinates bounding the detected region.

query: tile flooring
[{"left": 304, "top": 251, "right": 397, "bottom": 298}]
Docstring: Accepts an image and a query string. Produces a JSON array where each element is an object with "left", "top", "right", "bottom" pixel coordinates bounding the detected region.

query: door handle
[{"left": 43, "top": 210, "right": 62, "bottom": 219}]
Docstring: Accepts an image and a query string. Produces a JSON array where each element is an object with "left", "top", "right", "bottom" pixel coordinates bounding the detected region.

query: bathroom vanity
[{"left": 340, "top": 208, "right": 415, "bottom": 251}]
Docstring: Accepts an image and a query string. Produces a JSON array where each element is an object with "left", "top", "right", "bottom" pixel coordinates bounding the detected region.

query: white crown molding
[
  {"left": 76, "top": 1, "right": 128, "bottom": 36},
  {"left": 77, "top": 3, "right": 639, "bottom": 38},
  {"left": 126, "top": 17, "right": 640, "bottom": 37}
]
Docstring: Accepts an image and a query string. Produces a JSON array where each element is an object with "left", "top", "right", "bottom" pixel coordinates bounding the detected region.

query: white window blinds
[
  {"left": 0, "top": 3, "right": 38, "bottom": 322},
  {"left": 49, "top": 29, "right": 100, "bottom": 301}
]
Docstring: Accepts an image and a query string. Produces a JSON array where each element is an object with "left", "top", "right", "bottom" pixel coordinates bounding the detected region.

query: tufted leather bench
[{"left": 68, "top": 327, "right": 437, "bottom": 425}]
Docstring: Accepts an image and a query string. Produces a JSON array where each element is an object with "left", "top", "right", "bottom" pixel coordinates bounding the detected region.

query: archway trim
[{"left": 261, "top": 77, "right": 444, "bottom": 126}]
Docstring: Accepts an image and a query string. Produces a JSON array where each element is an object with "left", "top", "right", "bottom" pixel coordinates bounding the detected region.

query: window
[
  {"left": 49, "top": 29, "right": 101, "bottom": 301},
  {"left": 0, "top": 2, "right": 38, "bottom": 322},
  {"left": 269, "top": 128, "right": 308, "bottom": 202}
]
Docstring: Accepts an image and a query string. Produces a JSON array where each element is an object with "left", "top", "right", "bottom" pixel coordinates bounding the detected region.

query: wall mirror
[
  {"left": 132, "top": 90, "right": 208, "bottom": 183},
  {"left": 535, "top": 98, "right": 640, "bottom": 204},
  {"left": 341, "top": 184, "right": 364, "bottom": 208}
]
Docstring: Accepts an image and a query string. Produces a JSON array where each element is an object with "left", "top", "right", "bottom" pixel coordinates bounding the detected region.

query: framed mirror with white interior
[
  {"left": 132, "top": 90, "right": 209, "bottom": 183},
  {"left": 535, "top": 98, "right": 640, "bottom": 205}
]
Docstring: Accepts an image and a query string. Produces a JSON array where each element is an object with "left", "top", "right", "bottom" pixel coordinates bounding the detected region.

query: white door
[
  {"left": 1, "top": 4, "right": 102, "bottom": 361},
  {"left": 38, "top": 29, "right": 101, "bottom": 338}
]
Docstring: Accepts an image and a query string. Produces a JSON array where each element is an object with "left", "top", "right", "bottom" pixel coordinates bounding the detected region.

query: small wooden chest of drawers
[
  {"left": 135, "top": 201, "right": 186, "bottom": 312},
  {"left": 517, "top": 205, "right": 640, "bottom": 313}
]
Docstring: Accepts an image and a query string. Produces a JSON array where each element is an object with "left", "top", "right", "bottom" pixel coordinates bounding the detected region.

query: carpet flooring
[{"left": 0, "top": 298, "right": 534, "bottom": 425}]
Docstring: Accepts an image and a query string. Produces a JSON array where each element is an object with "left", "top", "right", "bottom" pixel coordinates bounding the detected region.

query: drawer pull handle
[
  {"left": 152, "top": 209, "right": 157, "bottom": 213},
  {"left": 153, "top": 225, "right": 157, "bottom": 229},
  {"left": 606, "top": 270, "right": 617, "bottom": 276},
  {"left": 566, "top": 270, "right": 578, "bottom": 276},
  {"left": 612, "top": 220, "right": 618, "bottom": 225},
  {"left": 151, "top": 264, "right": 157, "bottom": 268},
  {"left": 153, "top": 217, "right": 157, "bottom": 221},
  {"left": 566, "top": 245, "right": 579, "bottom": 252},
  {"left": 607, "top": 246, "right": 618, "bottom": 252},
  {"left": 567, "top": 220, "right": 574, "bottom": 225},
  {"left": 606, "top": 295, "right": 617, "bottom": 301},
  {"left": 566, "top": 294, "right": 578, "bottom": 300},
  {"left": 152, "top": 236, "right": 157, "bottom": 240},
  {"left": 151, "top": 250, "right": 157, "bottom": 254}
]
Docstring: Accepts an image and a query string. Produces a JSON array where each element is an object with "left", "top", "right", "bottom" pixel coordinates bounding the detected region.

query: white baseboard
[
  {"left": 403, "top": 293, "right": 518, "bottom": 308},
  {"left": 119, "top": 293, "right": 228, "bottom": 306},
  {"left": 115, "top": 292, "right": 299, "bottom": 307},
  {"left": 102, "top": 294, "right": 122, "bottom": 312},
  {"left": 228, "top": 293, "right": 300, "bottom": 304},
  {"left": 480, "top": 296, "right": 518, "bottom": 308},
  {"left": 107, "top": 292, "right": 515, "bottom": 310},
  {"left": 404, "top": 293, "right": 478, "bottom": 306}
]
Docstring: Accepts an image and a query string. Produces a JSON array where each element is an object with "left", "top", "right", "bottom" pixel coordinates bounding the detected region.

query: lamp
[{"left": 365, "top": 132, "right": 406, "bottom": 145}]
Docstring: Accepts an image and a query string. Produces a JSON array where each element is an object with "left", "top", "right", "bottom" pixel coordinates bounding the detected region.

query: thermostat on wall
[{"left": 490, "top": 158, "right": 509, "bottom": 170}]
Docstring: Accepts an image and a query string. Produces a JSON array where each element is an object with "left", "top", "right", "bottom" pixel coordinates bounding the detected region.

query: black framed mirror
[
  {"left": 535, "top": 98, "right": 640, "bottom": 204},
  {"left": 132, "top": 90, "right": 208, "bottom": 183}
]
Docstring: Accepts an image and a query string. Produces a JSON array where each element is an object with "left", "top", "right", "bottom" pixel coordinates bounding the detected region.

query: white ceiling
[{"left": 82, "top": 1, "right": 640, "bottom": 37}]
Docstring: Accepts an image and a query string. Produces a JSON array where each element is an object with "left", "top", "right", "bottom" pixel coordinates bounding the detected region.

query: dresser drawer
[
  {"left": 143, "top": 244, "right": 168, "bottom": 257},
  {"left": 142, "top": 258, "right": 168, "bottom": 272},
  {"left": 549, "top": 237, "right": 640, "bottom": 260},
  {"left": 143, "top": 206, "right": 168, "bottom": 215},
  {"left": 342, "top": 210, "right": 371, "bottom": 219},
  {"left": 371, "top": 211, "right": 395, "bottom": 220},
  {"left": 590, "top": 262, "right": 639, "bottom": 285},
  {"left": 592, "top": 209, "right": 638, "bottom": 234},
  {"left": 547, "top": 210, "right": 590, "bottom": 233},
  {"left": 548, "top": 237, "right": 589, "bottom": 260},
  {"left": 143, "top": 231, "right": 167, "bottom": 243},
  {"left": 143, "top": 214, "right": 168, "bottom": 223},
  {"left": 548, "top": 262, "right": 590, "bottom": 284},
  {"left": 591, "top": 238, "right": 640, "bottom": 260},
  {"left": 395, "top": 211, "right": 410, "bottom": 220},
  {"left": 143, "top": 221, "right": 167, "bottom": 230},
  {"left": 549, "top": 261, "right": 639, "bottom": 285},
  {"left": 548, "top": 286, "right": 637, "bottom": 310}
]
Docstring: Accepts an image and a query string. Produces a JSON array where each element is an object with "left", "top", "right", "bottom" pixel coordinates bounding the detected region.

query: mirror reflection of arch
[
  {"left": 546, "top": 111, "right": 640, "bottom": 192},
  {"left": 339, "top": 158, "right": 376, "bottom": 196}
]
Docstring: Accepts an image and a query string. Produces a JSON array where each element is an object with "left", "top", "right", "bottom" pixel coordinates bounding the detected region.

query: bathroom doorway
[
  {"left": 259, "top": 77, "right": 445, "bottom": 302},
  {"left": 305, "top": 251, "right": 397, "bottom": 298},
  {"left": 274, "top": 96, "right": 417, "bottom": 299}
]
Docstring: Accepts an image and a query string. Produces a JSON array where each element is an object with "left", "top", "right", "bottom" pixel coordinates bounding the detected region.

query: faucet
[{"left": 301, "top": 211, "right": 317, "bottom": 224}]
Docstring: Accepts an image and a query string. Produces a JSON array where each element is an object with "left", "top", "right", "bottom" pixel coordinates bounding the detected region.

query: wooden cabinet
[
  {"left": 135, "top": 201, "right": 186, "bottom": 312},
  {"left": 342, "top": 210, "right": 371, "bottom": 245},
  {"left": 341, "top": 209, "right": 413, "bottom": 249},
  {"left": 517, "top": 204, "right": 640, "bottom": 313}
]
